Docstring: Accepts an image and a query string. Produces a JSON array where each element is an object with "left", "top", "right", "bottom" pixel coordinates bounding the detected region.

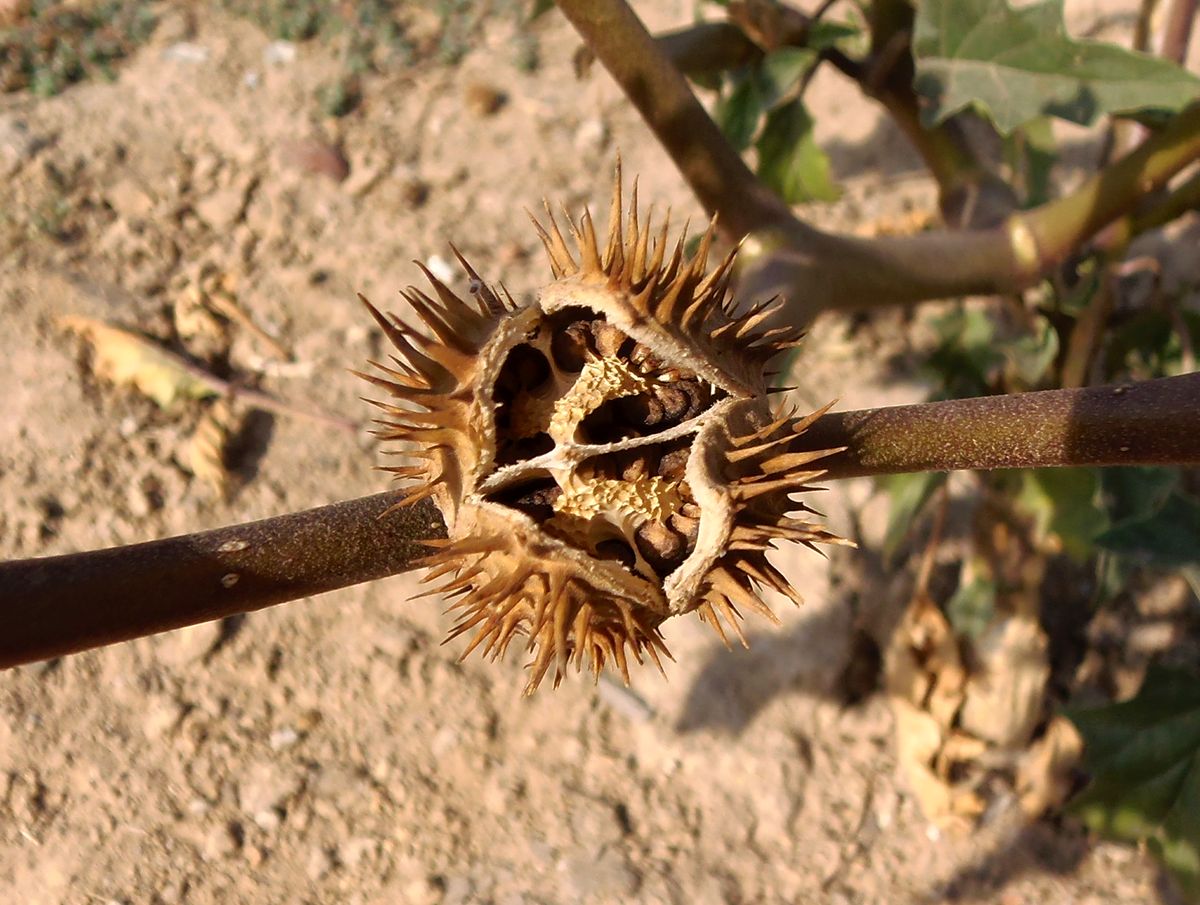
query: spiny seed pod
[{"left": 358, "top": 166, "right": 845, "bottom": 693}]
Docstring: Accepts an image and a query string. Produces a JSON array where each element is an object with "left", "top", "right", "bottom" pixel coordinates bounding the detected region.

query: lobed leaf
[
  {"left": 912, "top": 0, "right": 1200, "bottom": 133},
  {"left": 1067, "top": 667, "right": 1200, "bottom": 900}
]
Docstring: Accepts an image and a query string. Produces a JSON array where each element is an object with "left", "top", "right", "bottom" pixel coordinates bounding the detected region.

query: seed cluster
[{"left": 359, "top": 166, "right": 845, "bottom": 692}]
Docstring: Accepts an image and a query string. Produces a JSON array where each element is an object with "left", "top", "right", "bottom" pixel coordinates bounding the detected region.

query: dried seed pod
[{"left": 359, "top": 165, "right": 845, "bottom": 693}]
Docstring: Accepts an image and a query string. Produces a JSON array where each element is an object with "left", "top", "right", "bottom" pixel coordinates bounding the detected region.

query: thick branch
[
  {"left": 557, "top": 0, "right": 1200, "bottom": 314},
  {"left": 3, "top": 375, "right": 1199, "bottom": 669},
  {"left": 0, "top": 492, "right": 444, "bottom": 669},
  {"left": 553, "top": 0, "right": 798, "bottom": 238},
  {"left": 804, "top": 372, "right": 1200, "bottom": 478}
]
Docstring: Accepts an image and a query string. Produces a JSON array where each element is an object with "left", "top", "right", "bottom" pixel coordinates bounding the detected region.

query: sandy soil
[{"left": 0, "top": 3, "right": 1183, "bottom": 903}]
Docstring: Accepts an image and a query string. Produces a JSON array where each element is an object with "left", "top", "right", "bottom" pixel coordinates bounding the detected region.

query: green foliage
[
  {"left": 1015, "top": 468, "right": 1106, "bottom": 561},
  {"left": 1097, "top": 492, "right": 1200, "bottom": 569},
  {"left": 708, "top": 40, "right": 848, "bottom": 204},
  {"left": 912, "top": 0, "right": 1200, "bottom": 132},
  {"left": 222, "top": 0, "right": 416, "bottom": 77},
  {"left": 1067, "top": 667, "right": 1200, "bottom": 900},
  {"left": 1005, "top": 312, "right": 1059, "bottom": 390},
  {"left": 1105, "top": 309, "right": 1200, "bottom": 380},
  {"left": 223, "top": 0, "right": 541, "bottom": 113},
  {"left": 924, "top": 307, "right": 1004, "bottom": 397},
  {"left": 944, "top": 571, "right": 996, "bottom": 639},
  {"left": 756, "top": 99, "right": 839, "bottom": 204},
  {"left": 0, "top": 1, "right": 157, "bottom": 96},
  {"left": 880, "top": 470, "right": 946, "bottom": 564}
]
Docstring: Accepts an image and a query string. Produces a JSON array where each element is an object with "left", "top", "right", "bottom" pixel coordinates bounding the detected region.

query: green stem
[
  {"left": 4, "top": 375, "right": 1199, "bottom": 669},
  {"left": 1022, "top": 104, "right": 1200, "bottom": 273}
]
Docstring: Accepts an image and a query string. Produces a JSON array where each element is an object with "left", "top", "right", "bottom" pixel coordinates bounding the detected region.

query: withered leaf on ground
[
  {"left": 60, "top": 315, "right": 215, "bottom": 408},
  {"left": 182, "top": 398, "right": 239, "bottom": 499}
]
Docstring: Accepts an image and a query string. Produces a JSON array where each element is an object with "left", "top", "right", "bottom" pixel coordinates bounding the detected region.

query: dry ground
[{"left": 0, "top": 2, "right": 1185, "bottom": 903}]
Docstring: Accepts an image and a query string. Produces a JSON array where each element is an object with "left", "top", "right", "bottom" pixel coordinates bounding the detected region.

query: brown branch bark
[
  {"left": 4, "top": 374, "right": 1199, "bottom": 669},
  {"left": 556, "top": 0, "right": 1200, "bottom": 316},
  {"left": 802, "top": 372, "right": 1200, "bottom": 478},
  {"left": 0, "top": 493, "right": 444, "bottom": 670},
  {"left": 1159, "top": 0, "right": 1199, "bottom": 65}
]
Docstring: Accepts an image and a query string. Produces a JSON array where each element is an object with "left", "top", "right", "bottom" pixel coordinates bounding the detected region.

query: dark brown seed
[
  {"left": 635, "top": 521, "right": 686, "bottom": 576},
  {"left": 657, "top": 447, "right": 689, "bottom": 482},
  {"left": 653, "top": 384, "right": 691, "bottom": 421},
  {"left": 551, "top": 322, "right": 590, "bottom": 371},
  {"left": 669, "top": 513, "right": 700, "bottom": 545},
  {"left": 613, "top": 393, "right": 664, "bottom": 428}
]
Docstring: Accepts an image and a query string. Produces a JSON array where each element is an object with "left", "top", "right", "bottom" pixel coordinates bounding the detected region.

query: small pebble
[
  {"left": 264, "top": 41, "right": 297, "bottom": 66},
  {"left": 269, "top": 727, "right": 300, "bottom": 751},
  {"left": 163, "top": 43, "right": 209, "bottom": 64},
  {"left": 464, "top": 82, "right": 506, "bottom": 117}
]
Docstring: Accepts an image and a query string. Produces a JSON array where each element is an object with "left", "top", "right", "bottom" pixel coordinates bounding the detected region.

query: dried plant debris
[
  {"left": 60, "top": 315, "right": 215, "bottom": 408},
  {"left": 174, "top": 282, "right": 232, "bottom": 362},
  {"left": 182, "top": 398, "right": 240, "bottom": 500},
  {"left": 885, "top": 589, "right": 1056, "bottom": 831},
  {"left": 360, "top": 164, "right": 848, "bottom": 692}
]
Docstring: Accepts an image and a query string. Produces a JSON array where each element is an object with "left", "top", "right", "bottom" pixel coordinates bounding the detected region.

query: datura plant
[{"left": 357, "top": 167, "right": 845, "bottom": 692}]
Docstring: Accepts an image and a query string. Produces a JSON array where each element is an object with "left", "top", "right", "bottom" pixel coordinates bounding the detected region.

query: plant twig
[
  {"left": 0, "top": 493, "right": 444, "bottom": 669},
  {"left": 554, "top": 0, "right": 799, "bottom": 239},
  {"left": 1159, "top": 0, "right": 1199, "bottom": 65},
  {"left": 169, "top": 344, "right": 359, "bottom": 434},
  {"left": 557, "top": 0, "right": 1200, "bottom": 316},
  {"left": 801, "top": 372, "right": 1200, "bottom": 478},
  {"left": 4, "top": 374, "right": 1199, "bottom": 669}
]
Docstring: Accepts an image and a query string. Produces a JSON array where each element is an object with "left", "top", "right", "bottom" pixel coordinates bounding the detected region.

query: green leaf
[
  {"left": 527, "top": 0, "right": 554, "bottom": 21},
  {"left": 1067, "top": 667, "right": 1200, "bottom": 900},
  {"left": 758, "top": 47, "right": 816, "bottom": 109},
  {"left": 945, "top": 572, "right": 996, "bottom": 640},
  {"left": 1004, "top": 312, "right": 1059, "bottom": 389},
  {"left": 1096, "top": 492, "right": 1200, "bottom": 568},
  {"left": 755, "top": 99, "right": 839, "bottom": 204},
  {"left": 753, "top": 100, "right": 840, "bottom": 202},
  {"left": 1099, "top": 467, "right": 1180, "bottom": 524},
  {"left": 912, "top": 0, "right": 1200, "bottom": 133},
  {"left": 715, "top": 70, "right": 765, "bottom": 151},
  {"left": 805, "top": 20, "right": 860, "bottom": 52},
  {"left": 924, "top": 307, "right": 1004, "bottom": 397},
  {"left": 879, "top": 471, "right": 947, "bottom": 563},
  {"left": 1016, "top": 467, "right": 1106, "bottom": 561},
  {"left": 1104, "top": 309, "right": 1200, "bottom": 380}
]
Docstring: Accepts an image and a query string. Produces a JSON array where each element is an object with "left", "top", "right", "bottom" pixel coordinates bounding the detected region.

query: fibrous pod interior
[{"left": 360, "top": 168, "right": 844, "bottom": 693}]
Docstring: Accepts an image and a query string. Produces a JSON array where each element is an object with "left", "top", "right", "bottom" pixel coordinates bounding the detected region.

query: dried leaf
[
  {"left": 60, "top": 316, "right": 215, "bottom": 408},
  {"left": 885, "top": 593, "right": 977, "bottom": 829},
  {"left": 173, "top": 283, "right": 229, "bottom": 360},
  {"left": 959, "top": 613, "right": 1049, "bottom": 748},
  {"left": 1019, "top": 715, "right": 1083, "bottom": 817},
  {"left": 183, "top": 399, "right": 238, "bottom": 499}
]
